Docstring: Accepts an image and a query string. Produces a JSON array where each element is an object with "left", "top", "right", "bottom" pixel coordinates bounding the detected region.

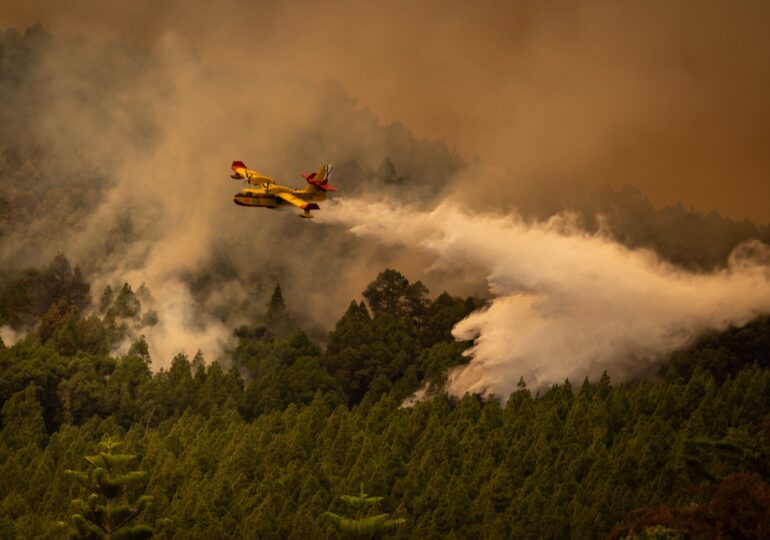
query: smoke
[
  {"left": 108, "top": 279, "right": 235, "bottom": 365},
  {"left": 0, "top": 28, "right": 473, "bottom": 367},
  {"left": 320, "top": 198, "right": 770, "bottom": 397},
  {"left": 4, "top": 1, "right": 770, "bottom": 222},
  {"left": 0, "top": 325, "right": 22, "bottom": 347},
  {"left": 3, "top": 0, "right": 770, "bottom": 370}
]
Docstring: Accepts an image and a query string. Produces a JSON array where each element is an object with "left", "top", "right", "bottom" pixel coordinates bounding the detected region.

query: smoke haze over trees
[
  {"left": 4, "top": 0, "right": 770, "bottom": 223},
  {"left": 2, "top": 7, "right": 770, "bottom": 537},
  {"left": 2, "top": 26, "right": 769, "bottom": 372},
  {"left": 1, "top": 261, "right": 770, "bottom": 538}
]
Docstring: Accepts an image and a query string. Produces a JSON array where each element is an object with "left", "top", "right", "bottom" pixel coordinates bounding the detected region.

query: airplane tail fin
[{"left": 301, "top": 163, "right": 336, "bottom": 192}]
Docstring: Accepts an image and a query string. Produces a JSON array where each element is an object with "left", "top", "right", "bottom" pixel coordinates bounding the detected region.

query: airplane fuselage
[{"left": 233, "top": 185, "right": 326, "bottom": 208}]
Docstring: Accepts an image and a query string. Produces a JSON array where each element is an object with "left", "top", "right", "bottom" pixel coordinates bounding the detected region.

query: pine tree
[
  {"left": 108, "top": 284, "right": 141, "bottom": 320},
  {"left": 62, "top": 437, "right": 167, "bottom": 539},
  {"left": 324, "top": 483, "right": 405, "bottom": 539},
  {"left": 362, "top": 269, "right": 410, "bottom": 316},
  {"left": 264, "top": 283, "right": 295, "bottom": 337},
  {"left": 0, "top": 384, "right": 47, "bottom": 449},
  {"left": 99, "top": 286, "right": 114, "bottom": 315}
]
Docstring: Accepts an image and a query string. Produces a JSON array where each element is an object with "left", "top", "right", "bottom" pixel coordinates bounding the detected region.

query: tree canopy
[{"left": 0, "top": 257, "right": 769, "bottom": 538}]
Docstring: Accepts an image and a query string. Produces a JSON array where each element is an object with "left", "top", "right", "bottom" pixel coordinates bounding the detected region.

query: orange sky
[{"left": 3, "top": 0, "right": 770, "bottom": 222}]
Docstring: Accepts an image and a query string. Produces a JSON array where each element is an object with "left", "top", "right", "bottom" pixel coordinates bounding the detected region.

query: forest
[
  {"left": 1, "top": 256, "right": 769, "bottom": 539},
  {"left": 2, "top": 25, "right": 770, "bottom": 539}
]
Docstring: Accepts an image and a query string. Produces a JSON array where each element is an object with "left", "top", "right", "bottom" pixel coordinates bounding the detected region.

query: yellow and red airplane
[{"left": 230, "top": 161, "right": 336, "bottom": 218}]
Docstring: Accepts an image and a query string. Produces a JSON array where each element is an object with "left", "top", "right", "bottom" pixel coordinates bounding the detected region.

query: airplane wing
[
  {"left": 231, "top": 161, "right": 275, "bottom": 186},
  {"left": 275, "top": 192, "right": 320, "bottom": 212},
  {"left": 247, "top": 174, "right": 274, "bottom": 186}
]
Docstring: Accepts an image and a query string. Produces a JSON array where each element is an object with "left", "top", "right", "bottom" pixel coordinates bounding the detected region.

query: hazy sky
[
  {"left": 4, "top": 0, "right": 769, "bottom": 222},
  {"left": 3, "top": 1, "right": 770, "bottom": 385}
]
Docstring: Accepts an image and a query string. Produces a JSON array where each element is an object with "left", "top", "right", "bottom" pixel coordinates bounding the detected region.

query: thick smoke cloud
[
  {"left": 0, "top": 325, "right": 21, "bottom": 346},
  {"left": 3, "top": 0, "right": 770, "bottom": 222},
  {"left": 320, "top": 198, "right": 770, "bottom": 398},
  {"left": 3, "top": 0, "right": 770, "bottom": 373},
  {"left": 0, "top": 28, "right": 471, "bottom": 367}
]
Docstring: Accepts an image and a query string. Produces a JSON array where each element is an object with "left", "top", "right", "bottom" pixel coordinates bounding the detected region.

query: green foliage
[
  {"left": 99, "top": 286, "right": 114, "bottom": 315},
  {"left": 1, "top": 384, "right": 47, "bottom": 448},
  {"left": 127, "top": 337, "right": 150, "bottom": 364},
  {"left": 362, "top": 269, "right": 430, "bottom": 326},
  {"left": 4, "top": 23, "right": 770, "bottom": 537},
  {"left": 99, "top": 283, "right": 156, "bottom": 348},
  {"left": 421, "top": 292, "right": 481, "bottom": 348},
  {"left": 610, "top": 472, "right": 770, "bottom": 540},
  {"left": 236, "top": 327, "right": 342, "bottom": 419},
  {"left": 666, "top": 315, "right": 770, "bottom": 382},
  {"left": 324, "top": 484, "right": 405, "bottom": 539},
  {"left": 50, "top": 315, "right": 109, "bottom": 357},
  {"left": 684, "top": 421, "right": 770, "bottom": 482},
  {"left": 0, "top": 359, "right": 768, "bottom": 538},
  {"left": 626, "top": 525, "right": 685, "bottom": 539},
  {"left": 363, "top": 269, "right": 410, "bottom": 316},
  {"left": 327, "top": 272, "right": 477, "bottom": 404},
  {"left": 107, "top": 284, "right": 141, "bottom": 321},
  {"left": 0, "top": 264, "right": 769, "bottom": 537},
  {"left": 264, "top": 283, "right": 296, "bottom": 338},
  {"left": 610, "top": 419, "right": 770, "bottom": 539},
  {"left": 0, "top": 254, "right": 90, "bottom": 331},
  {"left": 62, "top": 437, "right": 161, "bottom": 539}
]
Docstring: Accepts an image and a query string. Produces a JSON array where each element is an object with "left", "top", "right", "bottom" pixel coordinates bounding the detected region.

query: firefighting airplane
[{"left": 230, "top": 161, "right": 336, "bottom": 218}]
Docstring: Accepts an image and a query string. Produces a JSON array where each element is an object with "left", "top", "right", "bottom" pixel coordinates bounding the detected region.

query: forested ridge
[
  {"left": 1, "top": 256, "right": 769, "bottom": 539},
  {"left": 2, "top": 25, "right": 770, "bottom": 540}
]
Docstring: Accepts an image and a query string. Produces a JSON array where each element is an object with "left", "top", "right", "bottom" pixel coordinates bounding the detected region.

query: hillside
[
  {"left": 2, "top": 25, "right": 770, "bottom": 539},
  {"left": 1, "top": 262, "right": 769, "bottom": 538}
]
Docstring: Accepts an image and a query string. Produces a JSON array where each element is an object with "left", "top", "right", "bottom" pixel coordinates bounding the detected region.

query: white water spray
[{"left": 320, "top": 198, "right": 770, "bottom": 398}]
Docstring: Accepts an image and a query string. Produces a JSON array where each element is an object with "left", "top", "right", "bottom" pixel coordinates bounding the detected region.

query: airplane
[{"left": 230, "top": 161, "right": 336, "bottom": 218}]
